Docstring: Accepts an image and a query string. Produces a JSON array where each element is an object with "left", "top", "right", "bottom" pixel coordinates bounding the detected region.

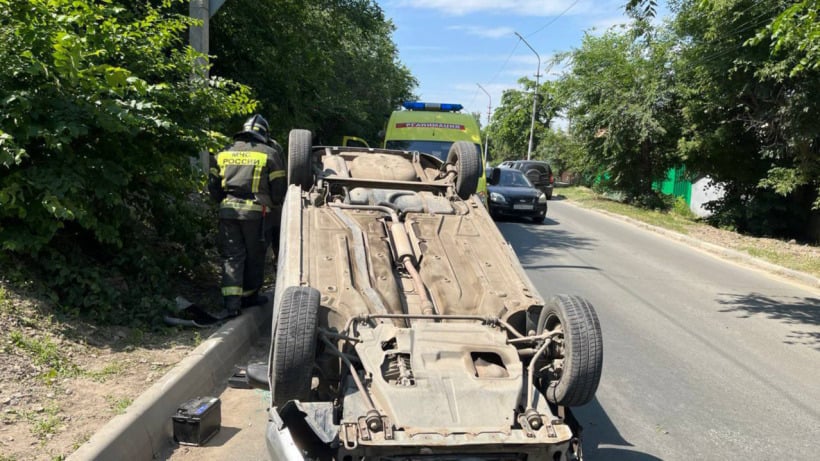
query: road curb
[
  {"left": 67, "top": 303, "right": 272, "bottom": 461},
  {"left": 574, "top": 203, "right": 820, "bottom": 290}
]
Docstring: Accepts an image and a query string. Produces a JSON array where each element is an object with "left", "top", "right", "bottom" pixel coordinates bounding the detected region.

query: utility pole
[
  {"left": 190, "top": 0, "right": 228, "bottom": 172},
  {"left": 514, "top": 32, "right": 540, "bottom": 161},
  {"left": 476, "top": 83, "right": 492, "bottom": 166}
]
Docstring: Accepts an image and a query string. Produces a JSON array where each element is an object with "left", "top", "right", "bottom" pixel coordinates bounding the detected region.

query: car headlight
[
  {"left": 538, "top": 193, "right": 547, "bottom": 204},
  {"left": 490, "top": 192, "right": 507, "bottom": 204}
]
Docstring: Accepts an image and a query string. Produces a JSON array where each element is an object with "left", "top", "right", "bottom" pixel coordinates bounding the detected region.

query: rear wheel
[
  {"left": 288, "top": 129, "right": 313, "bottom": 190},
  {"left": 271, "top": 286, "right": 319, "bottom": 405},
  {"left": 444, "top": 141, "right": 481, "bottom": 200},
  {"left": 524, "top": 168, "right": 542, "bottom": 186},
  {"left": 535, "top": 295, "right": 603, "bottom": 407}
]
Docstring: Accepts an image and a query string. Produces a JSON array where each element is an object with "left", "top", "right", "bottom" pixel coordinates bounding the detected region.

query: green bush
[
  {"left": 672, "top": 196, "right": 696, "bottom": 219},
  {"left": 0, "top": 0, "right": 256, "bottom": 322}
]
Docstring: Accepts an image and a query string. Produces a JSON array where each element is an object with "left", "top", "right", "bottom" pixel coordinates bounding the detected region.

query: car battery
[{"left": 172, "top": 396, "right": 221, "bottom": 446}]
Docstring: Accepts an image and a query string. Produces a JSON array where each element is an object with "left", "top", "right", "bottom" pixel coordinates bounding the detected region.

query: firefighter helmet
[{"left": 235, "top": 114, "right": 270, "bottom": 143}]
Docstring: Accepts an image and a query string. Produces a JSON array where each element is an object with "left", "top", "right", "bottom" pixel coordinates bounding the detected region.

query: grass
[
  {"left": 742, "top": 245, "right": 820, "bottom": 277},
  {"left": 558, "top": 186, "right": 820, "bottom": 279},
  {"left": 9, "top": 330, "right": 79, "bottom": 380},
  {"left": 560, "top": 187, "right": 697, "bottom": 234},
  {"left": 86, "top": 361, "right": 127, "bottom": 383},
  {"left": 24, "top": 403, "right": 62, "bottom": 440},
  {"left": 105, "top": 395, "right": 132, "bottom": 415}
]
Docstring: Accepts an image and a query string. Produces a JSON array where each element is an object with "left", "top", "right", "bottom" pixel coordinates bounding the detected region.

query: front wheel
[
  {"left": 535, "top": 295, "right": 603, "bottom": 407},
  {"left": 270, "top": 286, "right": 320, "bottom": 405}
]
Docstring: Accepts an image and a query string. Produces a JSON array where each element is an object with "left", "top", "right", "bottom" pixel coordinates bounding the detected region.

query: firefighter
[{"left": 209, "top": 115, "right": 286, "bottom": 317}]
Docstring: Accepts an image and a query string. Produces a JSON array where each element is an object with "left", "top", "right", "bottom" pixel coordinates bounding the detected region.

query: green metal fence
[{"left": 653, "top": 167, "right": 692, "bottom": 205}]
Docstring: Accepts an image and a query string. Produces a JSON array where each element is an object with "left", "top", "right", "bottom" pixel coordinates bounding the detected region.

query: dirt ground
[
  {"left": 0, "top": 221, "right": 817, "bottom": 461},
  {"left": 0, "top": 290, "right": 219, "bottom": 461}
]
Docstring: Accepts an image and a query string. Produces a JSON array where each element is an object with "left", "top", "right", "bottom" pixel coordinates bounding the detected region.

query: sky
[{"left": 379, "top": 0, "right": 654, "bottom": 127}]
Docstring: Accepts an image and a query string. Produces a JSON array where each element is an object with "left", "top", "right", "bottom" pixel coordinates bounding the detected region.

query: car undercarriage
[{"left": 264, "top": 131, "right": 603, "bottom": 461}]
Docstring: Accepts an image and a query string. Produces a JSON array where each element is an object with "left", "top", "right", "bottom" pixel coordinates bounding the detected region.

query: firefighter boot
[{"left": 217, "top": 296, "right": 242, "bottom": 319}]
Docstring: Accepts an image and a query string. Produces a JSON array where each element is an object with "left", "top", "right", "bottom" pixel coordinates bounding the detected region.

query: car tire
[
  {"left": 271, "top": 286, "right": 320, "bottom": 405},
  {"left": 288, "top": 129, "right": 313, "bottom": 190},
  {"left": 524, "top": 168, "right": 542, "bottom": 186},
  {"left": 444, "top": 141, "right": 480, "bottom": 200},
  {"left": 532, "top": 215, "right": 546, "bottom": 224},
  {"left": 535, "top": 295, "right": 603, "bottom": 407}
]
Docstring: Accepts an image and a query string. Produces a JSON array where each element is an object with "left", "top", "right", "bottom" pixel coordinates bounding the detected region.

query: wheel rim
[{"left": 542, "top": 313, "right": 565, "bottom": 383}]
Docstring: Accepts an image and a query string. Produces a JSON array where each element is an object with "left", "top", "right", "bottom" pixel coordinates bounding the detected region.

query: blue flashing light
[{"left": 402, "top": 101, "right": 463, "bottom": 112}]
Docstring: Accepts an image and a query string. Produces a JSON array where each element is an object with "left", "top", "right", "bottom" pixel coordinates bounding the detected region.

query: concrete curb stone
[
  {"left": 578, "top": 203, "right": 820, "bottom": 290},
  {"left": 67, "top": 303, "right": 272, "bottom": 461}
]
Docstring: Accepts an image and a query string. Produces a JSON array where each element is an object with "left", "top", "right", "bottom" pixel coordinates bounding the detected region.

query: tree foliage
[
  {"left": 209, "top": 0, "right": 417, "bottom": 145},
  {"left": 557, "top": 28, "right": 681, "bottom": 202},
  {"left": 487, "top": 0, "right": 818, "bottom": 240},
  {"left": 0, "top": 0, "right": 256, "bottom": 321},
  {"left": 673, "top": 0, "right": 819, "bottom": 237},
  {"left": 488, "top": 77, "right": 558, "bottom": 162}
]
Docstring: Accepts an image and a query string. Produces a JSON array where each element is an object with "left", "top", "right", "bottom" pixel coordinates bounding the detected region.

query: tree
[
  {"left": 209, "top": 0, "right": 417, "bottom": 145},
  {"left": 534, "top": 129, "right": 586, "bottom": 181},
  {"left": 488, "top": 77, "right": 558, "bottom": 161},
  {"left": 674, "top": 0, "right": 819, "bottom": 237},
  {"left": 557, "top": 27, "right": 681, "bottom": 202},
  {"left": 0, "top": 0, "right": 256, "bottom": 320}
]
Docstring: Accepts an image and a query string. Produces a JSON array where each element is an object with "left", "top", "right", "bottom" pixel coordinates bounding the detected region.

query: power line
[
  {"left": 469, "top": 41, "right": 521, "bottom": 110},
  {"left": 690, "top": 4, "right": 784, "bottom": 67},
  {"left": 527, "top": 0, "right": 582, "bottom": 38}
]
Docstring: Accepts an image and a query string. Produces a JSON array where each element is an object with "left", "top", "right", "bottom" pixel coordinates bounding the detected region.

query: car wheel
[
  {"left": 532, "top": 215, "right": 546, "bottom": 224},
  {"left": 271, "top": 286, "right": 319, "bottom": 405},
  {"left": 444, "top": 141, "right": 480, "bottom": 200},
  {"left": 535, "top": 295, "right": 603, "bottom": 407},
  {"left": 524, "top": 168, "right": 542, "bottom": 186},
  {"left": 287, "top": 129, "right": 313, "bottom": 190}
]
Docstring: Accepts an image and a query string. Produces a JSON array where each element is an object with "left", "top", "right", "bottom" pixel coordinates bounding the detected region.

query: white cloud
[
  {"left": 586, "top": 15, "right": 630, "bottom": 35},
  {"left": 390, "top": 0, "right": 590, "bottom": 17},
  {"left": 447, "top": 25, "right": 516, "bottom": 39}
]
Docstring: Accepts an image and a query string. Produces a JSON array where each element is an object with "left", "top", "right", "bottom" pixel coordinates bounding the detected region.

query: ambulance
[{"left": 383, "top": 101, "right": 488, "bottom": 201}]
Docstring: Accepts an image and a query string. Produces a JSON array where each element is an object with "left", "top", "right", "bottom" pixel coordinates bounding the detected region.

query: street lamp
[
  {"left": 514, "top": 32, "right": 540, "bottom": 161},
  {"left": 476, "top": 83, "right": 491, "bottom": 165}
]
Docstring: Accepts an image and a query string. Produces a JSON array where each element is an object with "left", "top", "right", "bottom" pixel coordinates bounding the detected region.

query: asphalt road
[
  {"left": 500, "top": 199, "right": 820, "bottom": 460},
  {"left": 166, "top": 199, "right": 820, "bottom": 460}
]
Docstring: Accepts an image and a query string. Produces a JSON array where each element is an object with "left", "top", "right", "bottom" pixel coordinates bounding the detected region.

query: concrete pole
[
  {"left": 514, "top": 32, "right": 540, "bottom": 161},
  {"left": 476, "top": 83, "right": 492, "bottom": 166},
  {"left": 190, "top": 0, "right": 210, "bottom": 173}
]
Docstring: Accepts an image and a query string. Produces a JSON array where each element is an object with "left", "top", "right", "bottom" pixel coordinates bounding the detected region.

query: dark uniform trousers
[{"left": 218, "top": 217, "right": 267, "bottom": 308}]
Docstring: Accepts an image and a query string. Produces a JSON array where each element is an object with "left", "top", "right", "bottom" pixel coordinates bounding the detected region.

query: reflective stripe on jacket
[{"left": 208, "top": 138, "right": 286, "bottom": 220}]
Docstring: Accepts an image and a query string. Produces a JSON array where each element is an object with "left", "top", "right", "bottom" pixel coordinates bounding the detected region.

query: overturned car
[{"left": 265, "top": 130, "right": 603, "bottom": 460}]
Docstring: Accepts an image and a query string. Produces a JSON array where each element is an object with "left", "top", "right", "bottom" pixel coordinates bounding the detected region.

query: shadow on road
[
  {"left": 574, "top": 397, "right": 663, "bottom": 461},
  {"left": 495, "top": 219, "right": 597, "bottom": 266},
  {"left": 716, "top": 292, "right": 820, "bottom": 350}
]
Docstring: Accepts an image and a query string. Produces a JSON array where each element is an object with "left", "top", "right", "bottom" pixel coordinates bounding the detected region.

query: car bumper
[
  {"left": 489, "top": 202, "right": 547, "bottom": 218},
  {"left": 533, "top": 184, "right": 554, "bottom": 198}
]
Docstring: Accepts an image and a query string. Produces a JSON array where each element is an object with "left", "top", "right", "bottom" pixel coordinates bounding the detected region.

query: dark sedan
[{"left": 487, "top": 167, "right": 548, "bottom": 223}]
